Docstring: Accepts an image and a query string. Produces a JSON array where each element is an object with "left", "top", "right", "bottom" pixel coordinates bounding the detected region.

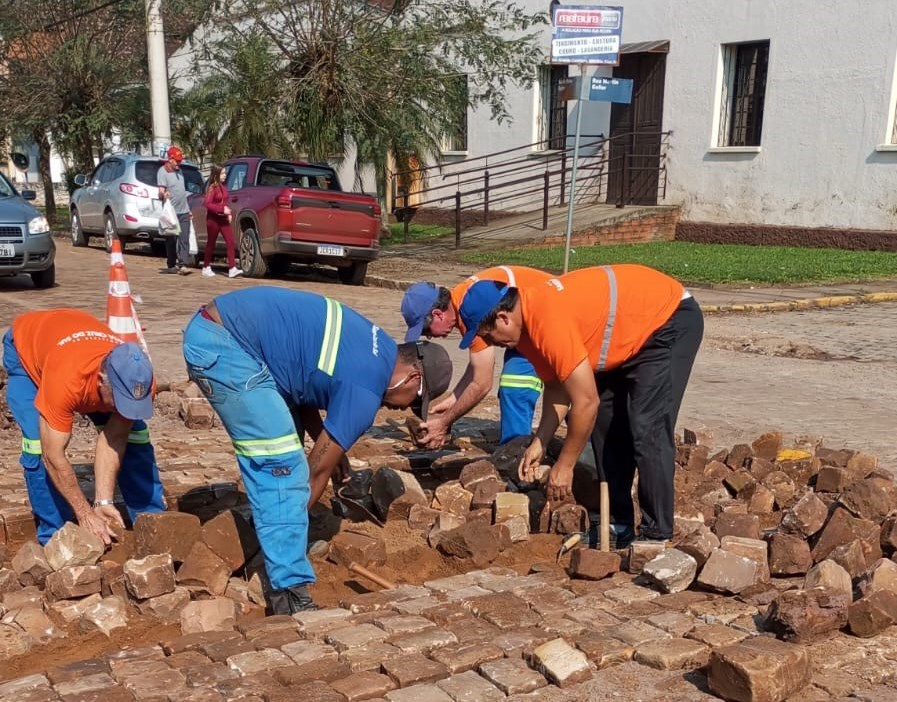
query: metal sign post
[{"left": 562, "top": 69, "right": 588, "bottom": 275}]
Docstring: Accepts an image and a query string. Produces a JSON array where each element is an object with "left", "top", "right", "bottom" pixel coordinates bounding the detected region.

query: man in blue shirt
[{"left": 182, "top": 287, "right": 452, "bottom": 614}]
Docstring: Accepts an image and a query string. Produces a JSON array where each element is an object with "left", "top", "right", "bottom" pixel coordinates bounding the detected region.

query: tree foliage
[{"left": 185, "top": 0, "right": 547, "bottom": 196}]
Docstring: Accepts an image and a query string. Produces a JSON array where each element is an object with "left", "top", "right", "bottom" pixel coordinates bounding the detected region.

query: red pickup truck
[{"left": 189, "top": 157, "right": 381, "bottom": 284}]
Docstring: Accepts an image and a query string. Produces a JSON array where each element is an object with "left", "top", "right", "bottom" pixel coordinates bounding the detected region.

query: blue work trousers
[
  {"left": 2, "top": 330, "right": 164, "bottom": 544},
  {"left": 497, "top": 349, "right": 542, "bottom": 445},
  {"left": 182, "top": 312, "right": 313, "bottom": 590}
]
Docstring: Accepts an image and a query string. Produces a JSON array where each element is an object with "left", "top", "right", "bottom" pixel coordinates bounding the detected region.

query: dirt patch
[{"left": 714, "top": 337, "right": 859, "bottom": 361}]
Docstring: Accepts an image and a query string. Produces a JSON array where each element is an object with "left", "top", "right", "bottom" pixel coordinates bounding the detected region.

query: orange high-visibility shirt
[
  {"left": 516, "top": 265, "right": 685, "bottom": 382},
  {"left": 451, "top": 265, "right": 551, "bottom": 353},
  {"left": 12, "top": 310, "right": 121, "bottom": 432}
]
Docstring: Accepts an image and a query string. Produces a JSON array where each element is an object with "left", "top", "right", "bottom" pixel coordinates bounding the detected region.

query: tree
[{"left": 194, "top": 0, "right": 547, "bottom": 199}]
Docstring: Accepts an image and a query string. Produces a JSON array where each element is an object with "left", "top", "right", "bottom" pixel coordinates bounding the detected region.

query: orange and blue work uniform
[
  {"left": 182, "top": 287, "right": 397, "bottom": 592},
  {"left": 451, "top": 266, "right": 550, "bottom": 444},
  {"left": 2, "top": 310, "right": 164, "bottom": 543}
]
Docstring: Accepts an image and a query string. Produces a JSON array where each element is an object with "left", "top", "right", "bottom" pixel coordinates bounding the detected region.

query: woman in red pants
[{"left": 201, "top": 164, "right": 243, "bottom": 279}]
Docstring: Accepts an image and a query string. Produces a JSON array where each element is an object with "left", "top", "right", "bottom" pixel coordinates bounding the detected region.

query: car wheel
[
  {"left": 30, "top": 264, "right": 56, "bottom": 289},
  {"left": 338, "top": 261, "right": 368, "bottom": 286},
  {"left": 239, "top": 227, "right": 268, "bottom": 278},
  {"left": 71, "top": 210, "right": 88, "bottom": 247},
  {"left": 103, "top": 212, "right": 119, "bottom": 253},
  {"left": 266, "top": 255, "right": 292, "bottom": 277}
]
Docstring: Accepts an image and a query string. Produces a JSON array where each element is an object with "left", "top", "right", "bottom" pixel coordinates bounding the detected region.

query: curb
[{"left": 367, "top": 275, "right": 897, "bottom": 315}]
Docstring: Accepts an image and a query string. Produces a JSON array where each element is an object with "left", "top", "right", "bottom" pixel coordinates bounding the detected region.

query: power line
[{"left": 41, "top": 0, "right": 127, "bottom": 31}]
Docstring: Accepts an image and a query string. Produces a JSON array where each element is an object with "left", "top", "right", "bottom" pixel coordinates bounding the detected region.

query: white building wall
[{"left": 480, "top": 0, "right": 897, "bottom": 231}]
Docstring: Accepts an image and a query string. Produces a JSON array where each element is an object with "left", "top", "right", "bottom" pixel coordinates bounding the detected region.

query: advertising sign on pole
[{"left": 551, "top": 5, "right": 624, "bottom": 66}]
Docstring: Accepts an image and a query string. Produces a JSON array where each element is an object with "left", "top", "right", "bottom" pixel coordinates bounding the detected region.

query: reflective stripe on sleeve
[
  {"left": 498, "top": 374, "right": 544, "bottom": 392},
  {"left": 317, "top": 298, "right": 343, "bottom": 376},
  {"left": 232, "top": 432, "right": 303, "bottom": 458},
  {"left": 597, "top": 265, "right": 618, "bottom": 371}
]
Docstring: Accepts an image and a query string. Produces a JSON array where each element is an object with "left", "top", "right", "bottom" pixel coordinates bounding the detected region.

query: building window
[
  {"left": 442, "top": 75, "right": 468, "bottom": 153},
  {"left": 539, "top": 64, "right": 568, "bottom": 150},
  {"left": 717, "top": 41, "right": 769, "bottom": 147}
]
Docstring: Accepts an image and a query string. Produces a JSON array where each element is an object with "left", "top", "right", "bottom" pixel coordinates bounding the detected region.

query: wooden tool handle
[
  {"left": 600, "top": 481, "right": 610, "bottom": 552},
  {"left": 348, "top": 562, "right": 397, "bottom": 590}
]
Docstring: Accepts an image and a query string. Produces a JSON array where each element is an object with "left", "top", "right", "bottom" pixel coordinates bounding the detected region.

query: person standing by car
[
  {"left": 157, "top": 145, "right": 192, "bottom": 275},
  {"left": 201, "top": 165, "right": 242, "bottom": 279}
]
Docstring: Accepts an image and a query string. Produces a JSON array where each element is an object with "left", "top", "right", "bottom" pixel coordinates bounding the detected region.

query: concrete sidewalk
[{"left": 366, "top": 256, "right": 897, "bottom": 314}]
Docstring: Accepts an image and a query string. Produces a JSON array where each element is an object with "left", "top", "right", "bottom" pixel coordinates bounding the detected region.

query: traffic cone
[{"left": 106, "top": 239, "right": 149, "bottom": 355}]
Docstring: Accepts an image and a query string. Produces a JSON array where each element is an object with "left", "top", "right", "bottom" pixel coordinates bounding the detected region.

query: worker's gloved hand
[
  {"left": 518, "top": 437, "right": 544, "bottom": 483},
  {"left": 419, "top": 413, "right": 451, "bottom": 449},
  {"left": 546, "top": 461, "right": 574, "bottom": 503}
]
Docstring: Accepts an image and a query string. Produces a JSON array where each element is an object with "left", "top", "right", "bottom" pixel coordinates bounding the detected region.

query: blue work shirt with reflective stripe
[{"left": 214, "top": 287, "right": 397, "bottom": 451}]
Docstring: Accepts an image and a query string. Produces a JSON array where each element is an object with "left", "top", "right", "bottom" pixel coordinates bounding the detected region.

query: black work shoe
[
  {"left": 159, "top": 267, "right": 179, "bottom": 274},
  {"left": 268, "top": 584, "right": 318, "bottom": 615}
]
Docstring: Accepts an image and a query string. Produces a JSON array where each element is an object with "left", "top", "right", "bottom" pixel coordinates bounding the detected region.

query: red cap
[{"left": 167, "top": 145, "right": 184, "bottom": 163}]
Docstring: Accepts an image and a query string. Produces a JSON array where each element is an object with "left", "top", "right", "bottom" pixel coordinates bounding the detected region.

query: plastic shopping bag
[
  {"left": 159, "top": 199, "right": 179, "bottom": 231},
  {"left": 188, "top": 220, "right": 198, "bottom": 255}
]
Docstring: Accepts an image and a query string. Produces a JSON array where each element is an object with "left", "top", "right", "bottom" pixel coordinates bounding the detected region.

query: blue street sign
[
  {"left": 551, "top": 5, "right": 624, "bottom": 66},
  {"left": 589, "top": 76, "right": 633, "bottom": 103}
]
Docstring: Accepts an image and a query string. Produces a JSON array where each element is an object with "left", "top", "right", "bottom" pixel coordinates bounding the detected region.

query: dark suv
[{"left": 70, "top": 153, "right": 203, "bottom": 252}]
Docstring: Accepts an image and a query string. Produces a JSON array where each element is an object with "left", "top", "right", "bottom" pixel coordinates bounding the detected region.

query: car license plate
[
  {"left": 317, "top": 245, "right": 346, "bottom": 257},
  {"left": 0, "top": 244, "right": 14, "bottom": 258}
]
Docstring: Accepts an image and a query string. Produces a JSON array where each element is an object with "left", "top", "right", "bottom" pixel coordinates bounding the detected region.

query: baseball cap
[
  {"left": 167, "top": 145, "right": 184, "bottom": 163},
  {"left": 105, "top": 343, "right": 154, "bottom": 421},
  {"left": 407, "top": 341, "right": 453, "bottom": 419},
  {"left": 401, "top": 282, "right": 440, "bottom": 342},
  {"left": 458, "top": 280, "right": 510, "bottom": 350}
]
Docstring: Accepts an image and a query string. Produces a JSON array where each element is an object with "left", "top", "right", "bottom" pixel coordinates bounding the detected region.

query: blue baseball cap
[
  {"left": 458, "top": 280, "right": 510, "bottom": 350},
  {"left": 401, "top": 282, "right": 440, "bottom": 342},
  {"left": 105, "top": 343, "right": 154, "bottom": 421}
]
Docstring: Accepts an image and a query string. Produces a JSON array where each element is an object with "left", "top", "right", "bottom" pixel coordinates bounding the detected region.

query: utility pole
[{"left": 146, "top": 0, "right": 171, "bottom": 157}]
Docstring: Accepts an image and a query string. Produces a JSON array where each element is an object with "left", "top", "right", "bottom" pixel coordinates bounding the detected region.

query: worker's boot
[{"left": 268, "top": 584, "right": 318, "bottom": 615}]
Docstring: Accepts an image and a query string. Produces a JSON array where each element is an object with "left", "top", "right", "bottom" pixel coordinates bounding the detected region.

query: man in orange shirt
[
  {"left": 2, "top": 310, "right": 165, "bottom": 545},
  {"left": 400, "top": 266, "right": 550, "bottom": 448},
  {"left": 458, "top": 265, "right": 703, "bottom": 545}
]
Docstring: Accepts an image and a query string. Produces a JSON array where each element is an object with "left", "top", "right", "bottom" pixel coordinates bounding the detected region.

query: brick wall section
[
  {"left": 526, "top": 208, "right": 679, "bottom": 249},
  {"left": 677, "top": 222, "right": 897, "bottom": 252}
]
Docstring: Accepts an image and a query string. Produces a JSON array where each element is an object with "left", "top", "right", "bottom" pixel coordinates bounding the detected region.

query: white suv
[{"left": 70, "top": 153, "right": 203, "bottom": 253}]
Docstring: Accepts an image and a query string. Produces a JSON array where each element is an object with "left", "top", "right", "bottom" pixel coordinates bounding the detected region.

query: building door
[{"left": 607, "top": 49, "right": 667, "bottom": 206}]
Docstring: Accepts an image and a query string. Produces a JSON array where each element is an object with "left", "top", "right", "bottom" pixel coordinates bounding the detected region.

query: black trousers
[
  {"left": 590, "top": 296, "right": 704, "bottom": 540},
  {"left": 165, "top": 212, "right": 192, "bottom": 269}
]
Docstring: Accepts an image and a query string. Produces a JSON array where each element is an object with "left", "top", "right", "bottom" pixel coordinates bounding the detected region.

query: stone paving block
[
  {"left": 164, "top": 650, "right": 210, "bottom": 670},
  {"left": 780, "top": 491, "right": 828, "bottom": 538},
  {"left": 645, "top": 611, "right": 700, "bottom": 637},
  {"left": 250, "top": 628, "right": 301, "bottom": 650},
  {"left": 78, "top": 595, "right": 128, "bottom": 636},
  {"left": 176, "top": 541, "right": 231, "bottom": 596},
  {"left": 804, "top": 559, "right": 852, "bottom": 599},
  {"left": 642, "top": 548, "right": 697, "bottom": 593},
  {"left": 340, "top": 642, "right": 405, "bottom": 673},
  {"left": 385, "top": 684, "right": 453, "bottom": 702},
  {"left": 54, "top": 673, "right": 118, "bottom": 700},
  {"left": 445, "top": 616, "right": 501, "bottom": 645},
  {"left": 280, "top": 639, "right": 338, "bottom": 665},
  {"left": 182, "top": 662, "right": 240, "bottom": 687},
  {"left": 848, "top": 589, "right": 897, "bottom": 637},
  {"left": 11, "top": 541, "right": 52, "bottom": 586},
  {"left": 811, "top": 507, "right": 881, "bottom": 565},
  {"left": 768, "top": 533, "right": 813, "bottom": 576},
  {"left": 179, "top": 689, "right": 225, "bottom": 702},
  {"left": 392, "top": 596, "right": 442, "bottom": 616},
  {"left": 202, "top": 638, "right": 256, "bottom": 663},
  {"left": 611, "top": 620, "right": 672, "bottom": 647},
  {"left": 563, "top": 605, "right": 622, "bottom": 629},
  {"left": 382, "top": 651, "right": 449, "bottom": 688},
  {"left": 44, "top": 523, "right": 104, "bottom": 571},
  {"left": 44, "top": 565, "right": 102, "bottom": 600},
  {"left": 201, "top": 510, "right": 259, "bottom": 571},
  {"left": 540, "top": 616, "right": 586, "bottom": 638},
  {"left": 697, "top": 549, "right": 761, "bottom": 594},
  {"left": 372, "top": 614, "right": 435, "bottom": 636},
  {"left": 331, "top": 671, "right": 396, "bottom": 701},
  {"left": 137, "top": 586, "right": 191, "bottom": 624},
  {"left": 433, "top": 481, "right": 473, "bottom": 517},
  {"left": 708, "top": 636, "right": 811, "bottom": 702},
  {"left": 490, "top": 627, "right": 553, "bottom": 659},
  {"left": 429, "top": 641, "right": 504, "bottom": 674},
  {"left": 603, "top": 583, "right": 660, "bottom": 604},
  {"left": 10, "top": 606, "right": 61, "bottom": 643},
  {"left": 284, "top": 681, "right": 346, "bottom": 701},
  {"left": 160, "top": 629, "right": 243, "bottom": 655},
  {"left": 531, "top": 637, "right": 592, "bottom": 687},
  {"left": 9, "top": 688, "right": 58, "bottom": 702},
  {"left": 293, "top": 607, "right": 353, "bottom": 639},
  {"left": 3, "top": 584, "right": 42, "bottom": 608},
  {"left": 134, "top": 511, "right": 202, "bottom": 563},
  {"left": 766, "top": 588, "right": 850, "bottom": 644},
  {"left": 688, "top": 598, "right": 759, "bottom": 625},
  {"left": 179, "top": 598, "right": 237, "bottom": 634},
  {"left": 685, "top": 623, "right": 748, "bottom": 647},
  {"left": 569, "top": 549, "right": 621, "bottom": 581},
  {"left": 424, "top": 572, "right": 482, "bottom": 592},
  {"left": 422, "top": 602, "right": 470, "bottom": 626},
  {"left": 677, "top": 526, "right": 720, "bottom": 569},
  {"left": 226, "top": 647, "right": 294, "bottom": 675},
  {"left": 721, "top": 535, "right": 770, "bottom": 582},
  {"left": 860, "top": 557, "right": 897, "bottom": 596},
  {"left": 389, "top": 627, "right": 457, "bottom": 654},
  {"left": 436, "top": 671, "right": 505, "bottom": 702},
  {"left": 653, "top": 590, "right": 712, "bottom": 611},
  {"left": 330, "top": 531, "right": 387, "bottom": 568},
  {"left": 628, "top": 541, "right": 666, "bottom": 574},
  {"left": 274, "top": 657, "right": 351, "bottom": 687},
  {"left": 120, "top": 667, "right": 187, "bottom": 700},
  {"left": 436, "top": 522, "right": 501, "bottom": 567},
  {"left": 478, "top": 657, "right": 547, "bottom": 696},
  {"left": 633, "top": 637, "right": 710, "bottom": 670},
  {"left": 326, "top": 623, "right": 390, "bottom": 651},
  {"left": 829, "top": 539, "right": 868, "bottom": 579},
  {"left": 123, "top": 554, "right": 176, "bottom": 600},
  {"left": 46, "top": 659, "right": 109, "bottom": 685},
  {"left": 0, "top": 674, "right": 51, "bottom": 698},
  {"left": 714, "top": 513, "right": 761, "bottom": 541}
]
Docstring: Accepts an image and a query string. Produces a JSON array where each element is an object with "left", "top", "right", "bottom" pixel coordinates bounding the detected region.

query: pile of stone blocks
[{"left": 0, "top": 508, "right": 264, "bottom": 656}]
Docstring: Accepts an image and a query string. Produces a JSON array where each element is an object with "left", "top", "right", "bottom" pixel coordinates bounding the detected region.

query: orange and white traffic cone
[{"left": 106, "top": 239, "right": 149, "bottom": 355}]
